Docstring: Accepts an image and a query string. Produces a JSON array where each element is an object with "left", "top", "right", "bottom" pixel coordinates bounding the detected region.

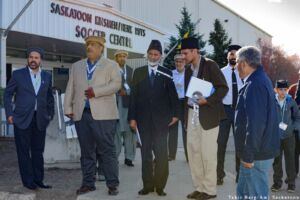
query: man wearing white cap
[{"left": 114, "top": 49, "right": 136, "bottom": 167}]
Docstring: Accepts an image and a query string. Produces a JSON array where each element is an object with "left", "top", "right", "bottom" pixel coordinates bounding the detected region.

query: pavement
[
  {"left": 0, "top": 130, "right": 299, "bottom": 200},
  {"left": 77, "top": 130, "right": 300, "bottom": 200}
]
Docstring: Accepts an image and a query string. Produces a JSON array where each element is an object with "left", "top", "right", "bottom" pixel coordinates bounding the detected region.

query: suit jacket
[
  {"left": 4, "top": 67, "right": 54, "bottom": 131},
  {"left": 184, "top": 57, "right": 228, "bottom": 130},
  {"left": 118, "top": 65, "right": 133, "bottom": 108},
  {"left": 64, "top": 57, "right": 121, "bottom": 121},
  {"left": 128, "top": 65, "right": 180, "bottom": 133}
]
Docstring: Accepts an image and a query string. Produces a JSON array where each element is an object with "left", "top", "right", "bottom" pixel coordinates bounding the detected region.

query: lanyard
[
  {"left": 280, "top": 100, "right": 286, "bottom": 122},
  {"left": 120, "top": 65, "right": 127, "bottom": 81},
  {"left": 86, "top": 60, "right": 99, "bottom": 85}
]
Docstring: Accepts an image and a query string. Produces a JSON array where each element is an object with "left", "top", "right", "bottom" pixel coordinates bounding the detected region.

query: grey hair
[{"left": 236, "top": 46, "right": 261, "bottom": 68}]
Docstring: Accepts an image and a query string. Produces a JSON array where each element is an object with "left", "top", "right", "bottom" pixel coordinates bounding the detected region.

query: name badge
[
  {"left": 124, "top": 83, "right": 130, "bottom": 90},
  {"left": 279, "top": 122, "right": 288, "bottom": 131}
]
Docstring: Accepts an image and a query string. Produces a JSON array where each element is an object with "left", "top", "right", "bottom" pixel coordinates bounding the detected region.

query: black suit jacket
[
  {"left": 184, "top": 57, "right": 228, "bottom": 130},
  {"left": 118, "top": 65, "right": 133, "bottom": 108},
  {"left": 128, "top": 65, "right": 180, "bottom": 133},
  {"left": 4, "top": 67, "right": 54, "bottom": 131}
]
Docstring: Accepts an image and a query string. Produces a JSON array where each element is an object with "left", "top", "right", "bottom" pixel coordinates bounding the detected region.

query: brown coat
[
  {"left": 64, "top": 57, "right": 121, "bottom": 121},
  {"left": 184, "top": 56, "right": 228, "bottom": 130}
]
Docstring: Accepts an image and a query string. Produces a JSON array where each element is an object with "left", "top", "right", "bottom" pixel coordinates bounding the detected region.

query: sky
[{"left": 217, "top": 0, "right": 300, "bottom": 55}]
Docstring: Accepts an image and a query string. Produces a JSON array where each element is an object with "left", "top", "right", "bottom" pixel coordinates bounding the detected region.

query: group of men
[{"left": 4, "top": 33, "right": 296, "bottom": 200}]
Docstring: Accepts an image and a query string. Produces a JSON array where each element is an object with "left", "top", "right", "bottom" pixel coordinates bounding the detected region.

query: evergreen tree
[
  {"left": 208, "top": 19, "right": 232, "bottom": 68},
  {"left": 163, "top": 6, "right": 206, "bottom": 69}
]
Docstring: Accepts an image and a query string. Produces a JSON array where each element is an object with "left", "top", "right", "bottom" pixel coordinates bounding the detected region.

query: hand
[
  {"left": 119, "top": 89, "right": 127, "bottom": 96},
  {"left": 7, "top": 116, "right": 13, "bottom": 124},
  {"left": 197, "top": 98, "right": 208, "bottom": 106},
  {"left": 129, "top": 120, "right": 137, "bottom": 131},
  {"left": 168, "top": 117, "right": 179, "bottom": 126},
  {"left": 65, "top": 113, "right": 74, "bottom": 119},
  {"left": 85, "top": 87, "right": 95, "bottom": 99},
  {"left": 241, "top": 160, "right": 254, "bottom": 169}
]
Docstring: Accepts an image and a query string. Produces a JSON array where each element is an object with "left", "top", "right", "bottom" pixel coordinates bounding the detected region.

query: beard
[
  {"left": 229, "top": 59, "right": 236, "bottom": 65},
  {"left": 147, "top": 59, "right": 160, "bottom": 66},
  {"left": 28, "top": 61, "right": 40, "bottom": 69}
]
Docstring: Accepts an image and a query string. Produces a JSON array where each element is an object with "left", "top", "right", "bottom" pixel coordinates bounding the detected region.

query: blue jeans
[{"left": 237, "top": 159, "right": 273, "bottom": 200}]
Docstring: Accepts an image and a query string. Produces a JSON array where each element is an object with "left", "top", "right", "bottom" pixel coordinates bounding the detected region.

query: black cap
[
  {"left": 27, "top": 47, "right": 45, "bottom": 59},
  {"left": 147, "top": 40, "right": 162, "bottom": 54},
  {"left": 181, "top": 37, "right": 199, "bottom": 50},
  {"left": 276, "top": 80, "right": 288, "bottom": 88},
  {"left": 228, "top": 45, "right": 241, "bottom": 53}
]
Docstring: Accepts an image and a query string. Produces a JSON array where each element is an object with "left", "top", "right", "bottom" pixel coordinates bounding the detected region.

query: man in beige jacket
[{"left": 64, "top": 36, "right": 121, "bottom": 196}]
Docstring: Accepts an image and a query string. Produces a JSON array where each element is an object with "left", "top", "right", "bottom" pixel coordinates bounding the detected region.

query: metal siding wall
[{"left": 85, "top": 0, "right": 120, "bottom": 10}]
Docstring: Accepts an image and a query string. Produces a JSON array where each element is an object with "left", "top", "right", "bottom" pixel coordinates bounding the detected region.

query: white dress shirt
[
  {"left": 148, "top": 65, "right": 158, "bottom": 75},
  {"left": 221, "top": 64, "right": 243, "bottom": 105},
  {"left": 29, "top": 67, "right": 42, "bottom": 110},
  {"left": 172, "top": 69, "right": 185, "bottom": 99}
]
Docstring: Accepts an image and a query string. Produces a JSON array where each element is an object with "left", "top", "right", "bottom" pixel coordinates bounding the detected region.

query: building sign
[{"left": 50, "top": 2, "right": 146, "bottom": 49}]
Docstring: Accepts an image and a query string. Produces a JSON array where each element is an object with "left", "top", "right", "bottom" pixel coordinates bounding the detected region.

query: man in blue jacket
[
  {"left": 4, "top": 47, "right": 54, "bottom": 190},
  {"left": 234, "top": 46, "right": 280, "bottom": 199}
]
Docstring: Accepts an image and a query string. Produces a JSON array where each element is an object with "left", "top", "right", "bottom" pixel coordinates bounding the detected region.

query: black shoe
[
  {"left": 197, "top": 193, "right": 217, "bottom": 200},
  {"left": 271, "top": 183, "right": 282, "bottom": 192},
  {"left": 24, "top": 184, "right": 38, "bottom": 190},
  {"left": 156, "top": 188, "right": 166, "bottom": 196},
  {"left": 124, "top": 159, "right": 134, "bottom": 167},
  {"left": 138, "top": 188, "right": 154, "bottom": 195},
  {"left": 287, "top": 184, "right": 295, "bottom": 193},
  {"left": 217, "top": 177, "right": 223, "bottom": 185},
  {"left": 76, "top": 186, "right": 96, "bottom": 195},
  {"left": 187, "top": 191, "right": 202, "bottom": 199},
  {"left": 35, "top": 182, "right": 52, "bottom": 189},
  {"left": 108, "top": 187, "right": 119, "bottom": 195}
]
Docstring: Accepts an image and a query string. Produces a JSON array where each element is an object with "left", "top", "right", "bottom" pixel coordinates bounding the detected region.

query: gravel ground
[{"left": 0, "top": 139, "right": 81, "bottom": 200}]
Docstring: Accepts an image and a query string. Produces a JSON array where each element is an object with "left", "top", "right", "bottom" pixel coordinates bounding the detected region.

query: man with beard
[
  {"left": 217, "top": 45, "right": 243, "bottom": 185},
  {"left": 181, "top": 37, "right": 228, "bottom": 200},
  {"left": 4, "top": 47, "right": 54, "bottom": 190},
  {"left": 128, "top": 40, "right": 179, "bottom": 196},
  {"left": 64, "top": 36, "right": 121, "bottom": 196},
  {"left": 114, "top": 49, "right": 136, "bottom": 167}
]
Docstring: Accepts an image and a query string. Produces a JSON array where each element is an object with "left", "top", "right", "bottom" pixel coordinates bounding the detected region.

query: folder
[{"left": 185, "top": 77, "right": 214, "bottom": 98}]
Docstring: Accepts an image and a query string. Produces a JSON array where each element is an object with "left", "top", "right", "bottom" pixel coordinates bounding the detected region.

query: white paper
[
  {"left": 186, "top": 77, "right": 214, "bottom": 98},
  {"left": 136, "top": 127, "right": 142, "bottom": 146},
  {"left": 279, "top": 122, "right": 288, "bottom": 131},
  {"left": 55, "top": 90, "right": 62, "bottom": 130}
]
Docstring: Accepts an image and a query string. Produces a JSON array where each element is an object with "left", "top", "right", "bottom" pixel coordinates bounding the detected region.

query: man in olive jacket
[{"left": 181, "top": 37, "right": 228, "bottom": 200}]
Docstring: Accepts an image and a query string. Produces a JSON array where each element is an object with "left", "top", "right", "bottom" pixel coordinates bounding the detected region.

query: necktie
[
  {"left": 150, "top": 69, "right": 155, "bottom": 86},
  {"left": 232, "top": 68, "right": 238, "bottom": 108}
]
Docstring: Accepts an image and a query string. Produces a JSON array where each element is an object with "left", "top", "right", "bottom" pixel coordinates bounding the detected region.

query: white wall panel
[{"left": 1, "top": 0, "right": 165, "bottom": 54}]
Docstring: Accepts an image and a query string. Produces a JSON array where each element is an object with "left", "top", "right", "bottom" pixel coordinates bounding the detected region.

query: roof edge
[{"left": 212, "top": 0, "right": 272, "bottom": 37}]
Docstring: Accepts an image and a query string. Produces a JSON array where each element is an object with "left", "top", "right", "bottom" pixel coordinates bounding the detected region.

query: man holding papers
[
  {"left": 181, "top": 37, "right": 228, "bottom": 200},
  {"left": 128, "top": 40, "right": 179, "bottom": 196}
]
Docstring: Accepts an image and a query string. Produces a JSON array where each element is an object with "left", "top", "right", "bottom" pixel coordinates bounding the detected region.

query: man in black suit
[
  {"left": 4, "top": 47, "right": 54, "bottom": 190},
  {"left": 128, "top": 40, "right": 179, "bottom": 196},
  {"left": 114, "top": 49, "right": 136, "bottom": 167}
]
